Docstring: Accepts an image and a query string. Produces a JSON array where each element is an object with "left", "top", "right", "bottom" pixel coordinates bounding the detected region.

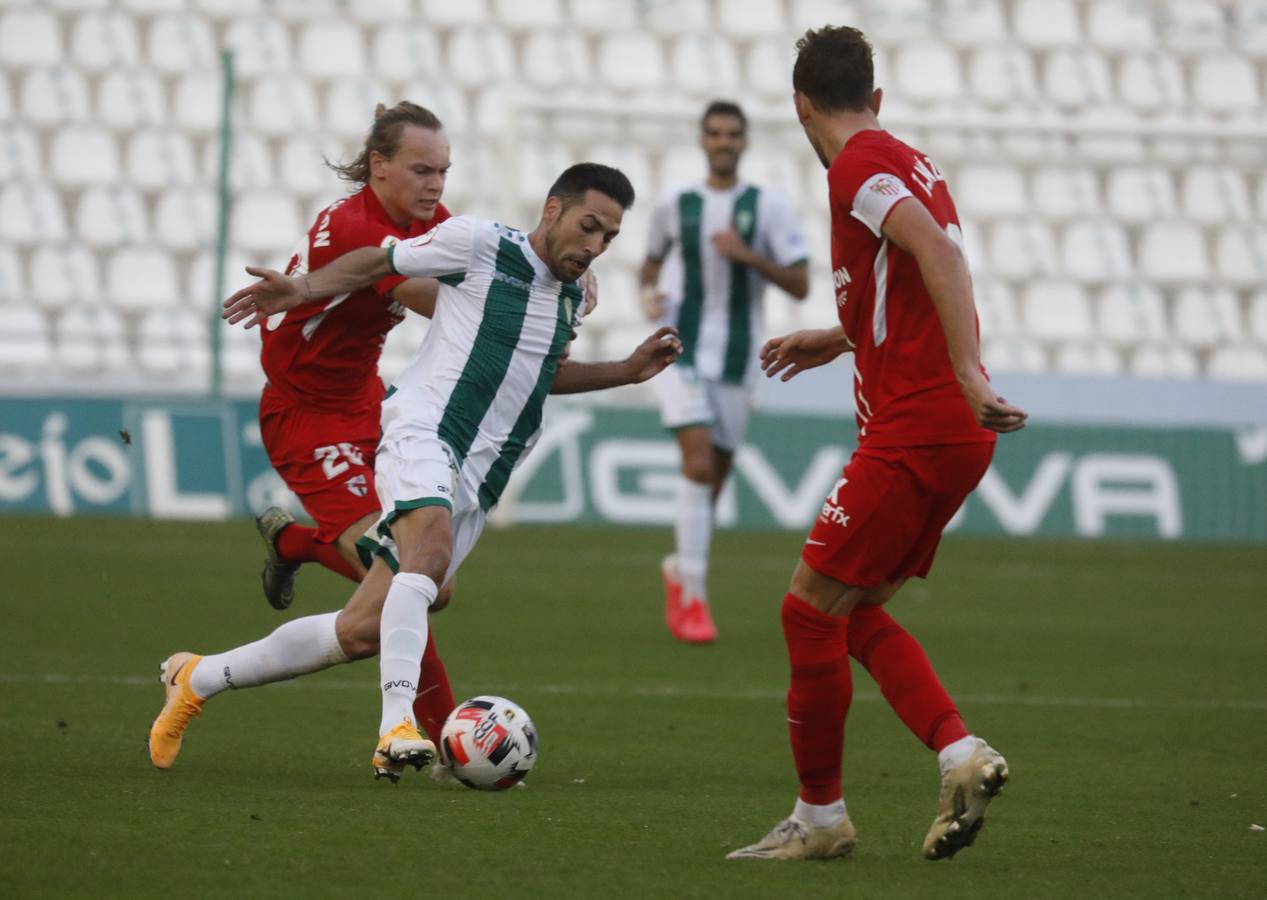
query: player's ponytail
[{"left": 329, "top": 101, "right": 444, "bottom": 185}]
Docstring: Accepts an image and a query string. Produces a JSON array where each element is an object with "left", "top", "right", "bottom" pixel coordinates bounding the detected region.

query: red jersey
[
  {"left": 827, "top": 129, "right": 994, "bottom": 448},
  {"left": 259, "top": 187, "right": 452, "bottom": 414}
]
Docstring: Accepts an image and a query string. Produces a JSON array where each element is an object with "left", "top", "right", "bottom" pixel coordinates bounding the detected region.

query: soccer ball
[{"left": 440, "top": 696, "right": 538, "bottom": 790}]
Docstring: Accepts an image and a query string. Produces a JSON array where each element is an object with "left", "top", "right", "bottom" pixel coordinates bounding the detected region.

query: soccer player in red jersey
[
  {"left": 728, "top": 27, "right": 1027, "bottom": 862},
  {"left": 253, "top": 101, "right": 458, "bottom": 744}
]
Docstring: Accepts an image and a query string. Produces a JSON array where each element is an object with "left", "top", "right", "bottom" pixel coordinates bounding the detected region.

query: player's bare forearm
[
  {"left": 391, "top": 278, "right": 440, "bottom": 318},
  {"left": 639, "top": 258, "right": 667, "bottom": 319},
  {"left": 750, "top": 256, "right": 810, "bottom": 300},
  {"left": 306, "top": 247, "right": 394, "bottom": 299},
  {"left": 551, "top": 326, "right": 682, "bottom": 394},
  {"left": 639, "top": 257, "right": 663, "bottom": 289},
  {"left": 760, "top": 326, "right": 852, "bottom": 381}
]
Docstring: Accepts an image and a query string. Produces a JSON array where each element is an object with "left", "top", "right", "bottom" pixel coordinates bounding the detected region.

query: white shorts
[
  {"left": 651, "top": 365, "right": 754, "bottom": 452},
  {"left": 355, "top": 429, "right": 486, "bottom": 585}
]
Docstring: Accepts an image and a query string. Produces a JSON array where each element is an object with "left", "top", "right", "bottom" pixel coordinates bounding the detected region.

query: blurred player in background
[
  {"left": 728, "top": 27, "right": 1027, "bottom": 862},
  {"left": 641, "top": 100, "right": 809, "bottom": 644},
  {"left": 250, "top": 100, "right": 458, "bottom": 744},
  {"left": 151, "top": 164, "right": 682, "bottom": 783}
]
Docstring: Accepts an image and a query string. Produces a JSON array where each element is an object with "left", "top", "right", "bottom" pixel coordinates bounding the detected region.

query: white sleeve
[
  {"left": 387, "top": 215, "right": 475, "bottom": 279},
  {"left": 760, "top": 191, "right": 810, "bottom": 267},
  {"left": 645, "top": 197, "right": 675, "bottom": 262},
  {"left": 850, "top": 173, "right": 914, "bottom": 238}
]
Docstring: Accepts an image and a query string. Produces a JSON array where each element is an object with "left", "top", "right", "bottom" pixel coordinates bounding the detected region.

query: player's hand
[
  {"left": 580, "top": 269, "right": 599, "bottom": 317},
  {"left": 711, "top": 229, "right": 752, "bottom": 264},
  {"left": 623, "top": 326, "right": 682, "bottom": 383},
  {"left": 639, "top": 285, "right": 667, "bottom": 320},
  {"left": 760, "top": 327, "right": 852, "bottom": 381},
  {"left": 221, "top": 266, "right": 307, "bottom": 329},
  {"left": 961, "top": 370, "right": 1027, "bottom": 433}
]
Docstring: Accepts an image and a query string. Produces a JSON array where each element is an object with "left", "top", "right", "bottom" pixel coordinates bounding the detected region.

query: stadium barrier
[{"left": 2, "top": 396, "right": 1263, "bottom": 542}]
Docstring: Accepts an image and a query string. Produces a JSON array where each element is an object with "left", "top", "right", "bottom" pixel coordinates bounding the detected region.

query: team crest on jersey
[
  {"left": 411, "top": 225, "right": 439, "bottom": 247},
  {"left": 869, "top": 176, "right": 905, "bottom": 197},
  {"left": 735, "top": 209, "right": 754, "bottom": 234}
]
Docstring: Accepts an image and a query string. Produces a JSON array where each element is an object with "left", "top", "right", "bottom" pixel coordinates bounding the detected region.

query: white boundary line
[{"left": 2, "top": 672, "right": 1265, "bottom": 712}]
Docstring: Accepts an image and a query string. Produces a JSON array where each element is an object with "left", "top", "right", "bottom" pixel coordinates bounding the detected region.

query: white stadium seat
[
  {"left": 1129, "top": 343, "right": 1200, "bottom": 379},
  {"left": 1193, "top": 54, "right": 1260, "bottom": 113},
  {"left": 0, "top": 124, "right": 43, "bottom": 180},
  {"left": 126, "top": 130, "right": 198, "bottom": 190},
  {"left": 137, "top": 309, "right": 210, "bottom": 375},
  {"left": 346, "top": 0, "right": 412, "bottom": 22},
  {"left": 50, "top": 127, "right": 119, "bottom": 187},
  {"left": 196, "top": 0, "right": 266, "bottom": 19},
  {"left": 1013, "top": 0, "right": 1082, "bottom": 48},
  {"left": 1042, "top": 49, "right": 1114, "bottom": 109},
  {"left": 0, "top": 71, "right": 11, "bottom": 121},
  {"left": 520, "top": 31, "right": 595, "bottom": 91},
  {"left": 564, "top": 0, "right": 637, "bottom": 32},
  {"left": 597, "top": 34, "right": 666, "bottom": 91},
  {"left": 1181, "top": 167, "right": 1253, "bottom": 224},
  {"left": 494, "top": 0, "right": 563, "bottom": 29},
  {"left": 1053, "top": 341, "right": 1123, "bottom": 376},
  {"left": 69, "top": 10, "right": 141, "bottom": 71},
  {"left": 867, "top": 0, "right": 937, "bottom": 41},
  {"left": 1160, "top": 0, "right": 1227, "bottom": 54},
  {"left": 1020, "top": 282, "right": 1093, "bottom": 341},
  {"left": 1249, "top": 290, "right": 1267, "bottom": 342},
  {"left": 1171, "top": 287, "right": 1243, "bottom": 348},
  {"left": 0, "top": 243, "right": 24, "bottom": 303},
  {"left": 1139, "top": 223, "right": 1210, "bottom": 282},
  {"left": 716, "top": 0, "right": 784, "bottom": 37},
  {"left": 0, "top": 8, "right": 63, "bottom": 68},
  {"left": 587, "top": 144, "right": 653, "bottom": 208},
  {"left": 0, "top": 306, "right": 52, "bottom": 368},
  {"left": 249, "top": 76, "right": 320, "bottom": 137},
  {"left": 324, "top": 77, "right": 388, "bottom": 138},
  {"left": 278, "top": 136, "right": 346, "bottom": 199},
  {"left": 1031, "top": 167, "right": 1101, "bottom": 221},
  {"left": 146, "top": 13, "right": 217, "bottom": 74},
  {"left": 987, "top": 220, "right": 1059, "bottom": 279},
  {"left": 107, "top": 246, "right": 180, "bottom": 310},
  {"left": 1086, "top": 0, "right": 1156, "bottom": 51},
  {"left": 401, "top": 81, "right": 469, "bottom": 136},
  {"left": 30, "top": 245, "right": 102, "bottom": 308},
  {"left": 955, "top": 164, "right": 1027, "bottom": 218},
  {"left": 204, "top": 132, "right": 275, "bottom": 189},
  {"left": 1207, "top": 344, "right": 1267, "bottom": 380},
  {"left": 515, "top": 144, "right": 575, "bottom": 205},
  {"left": 121, "top": 0, "right": 193, "bottom": 11},
  {"left": 743, "top": 149, "right": 805, "bottom": 209},
  {"left": 446, "top": 26, "right": 517, "bottom": 88},
  {"left": 187, "top": 249, "right": 255, "bottom": 310},
  {"left": 973, "top": 278, "right": 1020, "bottom": 339},
  {"left": 896, "top": 44, "right": 963, "bottom": 103},
  {"left": 941, "top": 0, "right": 1008, "bottom": 47},
  {"left": 744, "top": 39, "right": 794, "bottom": 99},
  {"left": 54, "top": 306, "right": 130, "bottom": 373},
  {"left": 1106, "top": 166, "right": 1178, "bottom": 224},
  {"left": 299, "top": 22, "right": 368, "bottom": 81},
  {"left": 670, "top": 35, "right": 740, "bottom": 95},
  {"left": 1235, "top": 0, "right": 1267, "bottom": 57},
  {"left": 967, "top": 47, "right": 1041, "bottom": 107},
  {"left": 1116, "top": 53, "right": 1187, "bottom": 113},
  {"left": 75, "top": 185, "right": 149, "bottom": 248},
  {"left": 153, "top": 188, "right": 215, "bottom": 251},
  {"left": 230, "top": 191, "right": 303, "bottom": 254},
  {"left": 0, "top": 183, "right": 68, "bottom": 245},
  {"left": 371, "top": 26, "right": 444, "bottom": 83},
  {"left": 1097, "top": 284, "right": 1170, "bottom": 345},
  {"left": 1061, "top": 221, "right": 1133, "bottom": 282},
  {"left": 645, "top": 0, "right": 711, "bottom": 34},
  {"left": 223, "top": 18, "right": 293, "bottom": 76},
  {"left": 1214, "top": 228, "right": 1267, "bottom": 286},
  {"left": 171, "top": 74, "right": 223, "bottom": 135},
  {"left": 420, "top": 0, "right": 489, "bottom": 26},
  {"left": 981, "top": 337, "right": 1047, "bottom": 373},
  {"left": 791, "top": 0, "right": 864, "bottom": 36},
  {"left": 20, "top": 67, "right": 90, "bottom": 126},
  {"left": 97, "top": 70, "right": 166, "bottom": 129}
]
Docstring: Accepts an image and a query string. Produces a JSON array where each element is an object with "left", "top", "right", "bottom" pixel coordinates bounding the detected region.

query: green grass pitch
[{"left": 1, "top": 516, "right": 1265, "bottom": 898}]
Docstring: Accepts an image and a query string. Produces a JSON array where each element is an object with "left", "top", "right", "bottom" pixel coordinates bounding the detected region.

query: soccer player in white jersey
[
  {"left": 641, "top": 100, "right": 810, "bottom": 644},
  {"left": 150, "top": 164, "right": 683, "bottom": 781}
]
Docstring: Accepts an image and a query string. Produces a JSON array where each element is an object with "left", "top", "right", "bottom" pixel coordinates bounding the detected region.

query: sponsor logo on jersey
[
  {"left": 833, "top": 265, "right": 852, "bottom": 307},
  {"left": 311, "top": 198, "right": 347, "bottom": 249}
]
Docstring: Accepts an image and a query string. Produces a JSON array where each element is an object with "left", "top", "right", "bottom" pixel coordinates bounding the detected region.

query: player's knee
[
  {"left": 430, "top": 580, "right": 454, "bottom": 613},
  {"left": 681, "top": 458, "right": 713, "bottom": 484},
  {"left": 397, "top": 548, "right": 451, "bottom": 585},
  {"left": 335, "top": 609, "right": 379, "bottom": 660}
]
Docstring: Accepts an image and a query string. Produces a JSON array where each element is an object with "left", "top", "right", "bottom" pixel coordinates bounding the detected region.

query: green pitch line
[{"left": 1, "top": 517, "right": 1264, "bottom": 899}]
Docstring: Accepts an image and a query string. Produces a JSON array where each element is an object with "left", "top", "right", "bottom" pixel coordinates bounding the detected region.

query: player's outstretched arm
[
  {"left": 391, "top": 278, "right": 441, "bottom": 318},
  {"left": 221, "top": 247, "right": 393, "bottom": 329},
  {"left": 550, "top": 327, "right": 683, "bottom": 394},
  {"left": 760, "top": 326, "right": 853, "bottom": 381},
  {"left": 881, "top": 200, "right": 1028, "bottom": 434}
]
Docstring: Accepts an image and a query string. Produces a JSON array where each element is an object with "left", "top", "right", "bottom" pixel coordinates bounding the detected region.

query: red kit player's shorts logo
[
  {"left": 345, "top": 473, "right": 368, "bottom": 497},
  {"left": 819, "top": 477, "right": 851, "bottom": 527}
]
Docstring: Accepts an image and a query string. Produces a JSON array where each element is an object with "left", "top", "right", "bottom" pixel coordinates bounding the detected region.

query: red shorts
[
  {"left": 801, "top": 442, "right": 994, "bottom": 588},
  {"left": 259, "top": 398, "right": 382, "bottom": 543}
]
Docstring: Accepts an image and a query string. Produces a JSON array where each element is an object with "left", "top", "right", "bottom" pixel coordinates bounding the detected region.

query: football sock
[
  {"left": 412, "top": 630, "right": 456, "bottom": 745},
  {"left": 190, "top": 611, "right": 348, "bottom": 699},
  {"left": 793, "top": 797, "right": 848, "bottom": 829},
  {"left": 782, "top": 593, "right": 851, "bottom": 805},
  {"left": 275, "top": 523, "right": 361, "bottom": 582},
  {"left": 379, "top": 572, "right": 437, "bottom": 735},
  {"left": 847, "top": 603, "right": 969, "bottom": 752},
  {"left": 675, "top": 476, "right": 713, "bottom": 600}
]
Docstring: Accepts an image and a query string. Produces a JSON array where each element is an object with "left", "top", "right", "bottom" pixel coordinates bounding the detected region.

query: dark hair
[
  {"left": 700, "top": 99, "right": 747, "bottom": 134},
  {"left": 329, "top": 101, "right": 443, "bottom": 184},
  {"left": 793, "top": 26, "right": 875, "bottom": 112},
  {"left": 547, "top": 162, "right": 635, "bottom": 210}
]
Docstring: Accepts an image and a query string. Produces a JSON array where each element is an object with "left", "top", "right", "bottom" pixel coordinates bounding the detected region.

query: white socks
[
  {"left": 190, "top": 611, "right": 349, "bottom": 699},
  {"left": 378, "top": 572, "right": 437, "bottom": 735},
  {"left": 675, "top": 476, "right": 713, "bottom": 601},
  {"left": 938, "top": 735, "right": 981, "bottom": 774},
  {"left": 793, "top": 797, "right": 847, "bottom": 829}
]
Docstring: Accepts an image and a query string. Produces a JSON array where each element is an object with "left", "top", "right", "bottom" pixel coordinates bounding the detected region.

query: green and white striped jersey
[
  {"left": 383, "top": 215, "right": 583, "bottom": 511},
  {"left": 647, "top": 181, "right": 807, "bottom": 384}
]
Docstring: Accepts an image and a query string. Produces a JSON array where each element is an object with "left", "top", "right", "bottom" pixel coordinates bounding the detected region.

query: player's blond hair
[{"left": 330, "top": 101, "right": 444, "bottom": 185}]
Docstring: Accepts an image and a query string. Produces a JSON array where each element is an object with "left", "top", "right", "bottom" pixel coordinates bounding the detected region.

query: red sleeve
[{"left": 374, "top": 202, "right": 456, "bottom": 297}]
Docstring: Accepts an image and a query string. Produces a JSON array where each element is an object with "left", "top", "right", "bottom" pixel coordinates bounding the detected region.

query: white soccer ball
[{"left": 440, "top": 695, "right": 538, "bottom": 790}]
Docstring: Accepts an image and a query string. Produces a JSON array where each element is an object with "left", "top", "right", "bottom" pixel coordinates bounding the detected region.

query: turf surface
[{"left": 1, "top": 517, "right": 1265, "bottom": 898}]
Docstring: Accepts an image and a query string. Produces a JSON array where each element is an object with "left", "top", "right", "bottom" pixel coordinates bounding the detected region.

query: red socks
[
  {"left": 412, "top": 630, "right": 456, "bottom": 745},
  {"left": 847, "top": 603, "right": 968, "bottom": 752},
  {"left": 781, "top": 593, "right": 851, "bottom": 805},
  {"left": 275, "top": 523, "right": 361, "bottom": 582}
]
